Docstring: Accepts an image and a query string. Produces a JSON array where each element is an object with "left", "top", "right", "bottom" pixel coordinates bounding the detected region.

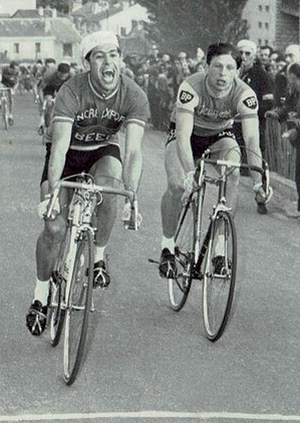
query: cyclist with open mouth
[{"left": 26, "top": 30, "right": 150, "bottom": 335}]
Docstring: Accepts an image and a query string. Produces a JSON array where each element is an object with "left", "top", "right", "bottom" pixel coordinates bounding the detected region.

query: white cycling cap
[
  {"left": 80, "top": 30, "right": 120, "bottom": 62},
  {"left": 237, "top": 39, "right": 257, "bottom": 54}
]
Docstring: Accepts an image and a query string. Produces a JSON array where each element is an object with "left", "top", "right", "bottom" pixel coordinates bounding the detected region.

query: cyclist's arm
[
  {"left": 48, "top": 120, "right": 72, "bottom": 192},
  {"left": 241, "top": 116, "right": 263, "bottom": 185},
  {"left": 122, "top": 122, "right": 145, "bottom": 193},
  {"left": 176, "top": 108, "right": 195, "bottom": 174}
]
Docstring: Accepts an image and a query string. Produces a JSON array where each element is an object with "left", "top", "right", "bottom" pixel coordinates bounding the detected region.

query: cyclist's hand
[
  {"left": 121, "top": 202, "right": 142, "bottom": 230},
  {"left": 265, "top": 110, "right": 279, "bottom": 119},
  {"left": 181, "top": 170, "right": 195, "bottom": 204},
  {"left": 253, "top": 183, "right": 273, "bottom": 204},
  {"left": 184, "top": 170, "right": 196, "bottom": 193},
  {"left": 37, "top": 194, "right": 60, "bottom": 220}
]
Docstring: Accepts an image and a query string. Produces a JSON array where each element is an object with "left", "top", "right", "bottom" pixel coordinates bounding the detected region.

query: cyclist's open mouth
[{"left": 102, "top": 69, "right": 115, "bottom": 83}]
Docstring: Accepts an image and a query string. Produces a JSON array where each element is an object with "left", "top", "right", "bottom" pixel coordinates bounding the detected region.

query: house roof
[
  {"left": 0, "top": 18, "right": 81, "bottom": 43},
  {"left": 71, "top": 1, "right": 123, "bottom": 22},
  {"left": 11, "top": 10, "right": 40, "bottom": 19}
]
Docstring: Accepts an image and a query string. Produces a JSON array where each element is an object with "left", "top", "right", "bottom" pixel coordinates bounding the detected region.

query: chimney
[
  {"left": 38, "top": 7, "right": 43, "bottom": 17},
  {"left": 52, "top": 8, "right": 57, "bottom": 18},
  {"left": 45, "top": 17, "right": 51, "bottom": 33}
]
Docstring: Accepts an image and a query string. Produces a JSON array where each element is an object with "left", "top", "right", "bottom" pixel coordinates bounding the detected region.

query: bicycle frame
[
  {"left": 47, "top": 175, "right": 138, "bottom": 308},
  {"left": 183, "top": 153, "right": 268, "bottom": 276}
]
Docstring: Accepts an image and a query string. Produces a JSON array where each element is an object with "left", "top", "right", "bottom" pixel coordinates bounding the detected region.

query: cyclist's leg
[
  {"left": 89, "top": 154, "right": 122, "bottom": 287},
  {"left": 160, "top": 139, "right": 185, "bottom": 277},
  {"left": 209, "top": 136, "right": 241, "bottom": 216}
]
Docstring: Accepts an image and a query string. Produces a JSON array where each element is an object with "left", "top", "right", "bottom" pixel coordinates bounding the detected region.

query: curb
[{"left": 270, "top": 171, "right": 297, "bottom": 202}]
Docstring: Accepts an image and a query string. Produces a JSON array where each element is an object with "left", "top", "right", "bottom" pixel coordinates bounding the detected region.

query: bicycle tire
[
  {"left": 202, "top": 210, "right": 237, "bottom": 342},
  {"left": 2, "top": 98, "right": 8, "bottom": 130},
  {"left": 168, "top": 197, "right": 195, "bottom": 311},
  {"left": 63, "top": 227, "right": 94, "bottom": 386},
  {"left": 48, "top": 227, "right": 71, "bottom": 347}
]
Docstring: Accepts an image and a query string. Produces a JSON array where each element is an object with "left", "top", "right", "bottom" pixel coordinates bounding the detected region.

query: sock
[
  {"left": 94, "top": 245, "right": 106, "bottom": 263},
  {"left": 34, "top": 278, "right": 50, "bottom": 306},
  {"left": 161, "top": 236, "right": 175, "bottom": 254}
]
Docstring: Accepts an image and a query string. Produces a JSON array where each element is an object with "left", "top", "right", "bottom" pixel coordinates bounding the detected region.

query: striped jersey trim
[
  {"left": 52, "top": 116, "right": 74, "bottom": 124},
  {"left": 88, "top": 73, "right": 119, "bottom": 100}
]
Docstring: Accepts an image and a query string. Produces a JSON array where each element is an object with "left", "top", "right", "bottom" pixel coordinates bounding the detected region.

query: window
[
  {"left": 265, "top": 40, "right": 269, "bottom": 45},
  {"left": 35, "top": 43, "right": 41, "bottom": 54},
  {"left": 258, "top": 22, "right": 262, "bottom": 28},
  {"left": 258, "top": 39, "right": 262, "bottom": 45},
  {"left": 63, "top": 43, "right": 73, "bottom": 57},
  {"left": 258, "top": 5, "right": 262, "bottom": 11},
  {"left": 266, "top": 5, "right": 269, "bottom": 12},
  {"left": 265, "top": 22, "right": 269, "bottom": 29},
  {"left": 13, "top": 43, "right": 19, "bottom": 54}
]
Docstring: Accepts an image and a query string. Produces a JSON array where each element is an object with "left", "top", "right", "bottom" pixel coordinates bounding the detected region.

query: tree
[
  {"left": 36, "top": 0, "right": 72, "bottom": 14},
  {"left": 136, "top": 0, "right": 249, "bottom": 55}
]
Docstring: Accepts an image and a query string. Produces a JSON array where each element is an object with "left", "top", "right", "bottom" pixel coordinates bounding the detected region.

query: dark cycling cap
[
  {"left": 207, "top": 42, "right": 242, "bottom": 68},
  {"left": 57, "top": 63, "right": 70, "bottom": 74}
]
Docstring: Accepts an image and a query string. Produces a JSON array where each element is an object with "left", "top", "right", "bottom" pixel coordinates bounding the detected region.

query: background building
[
  {"left": 242, "top": 0, "right": 276, "bottom": 47},
  {"left": 0, "top": 0, "right": 35, "bottom": 17}
]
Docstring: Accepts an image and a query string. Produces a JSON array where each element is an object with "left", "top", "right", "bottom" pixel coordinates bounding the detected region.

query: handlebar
[
  {"left": 195, "top": 154, "right": 271, "bottom": 199},
  {"left": 46, "top": 179, "right": 138, "bottom": 228}
]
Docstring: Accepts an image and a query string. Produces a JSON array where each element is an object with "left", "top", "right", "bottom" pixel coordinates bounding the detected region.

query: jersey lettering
[
  {"left": 243, "top": 96, "right": 257, "bottom": 109},
  {"left": 74, "top": 131, "right": 108, "bottom": 142},
  {"left": 179, "top": 90, "right": 194, "bottom": 104},
  {"left": 101, "top": 108, "right": 125, "bottom": 123}
]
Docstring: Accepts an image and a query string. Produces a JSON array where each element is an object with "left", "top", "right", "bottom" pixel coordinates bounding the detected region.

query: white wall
[
  {"left": 101, "top": 3, "right": 149, "bottom": 35},
  {"left": 0, "top": 0, "right": 36, "bottom": 16},
  {"left": 242, "top": 0, "right": 276, "bottom": 47}
]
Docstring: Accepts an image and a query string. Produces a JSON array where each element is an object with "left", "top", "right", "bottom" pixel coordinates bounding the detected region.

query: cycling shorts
[
  {"left": 41, "top": 144, "right": 122, "bottom": 185},
  {"left": 166, "top": 122, "right": 237, "bottom": 160}
]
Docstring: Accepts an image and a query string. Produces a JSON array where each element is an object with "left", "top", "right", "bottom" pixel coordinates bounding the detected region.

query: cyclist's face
[
  {"left": 207, "top": 55, "right": 238, "bottom": 92},
  {"left": 89, "top": 45, "right": 122, "bottom": 93}
]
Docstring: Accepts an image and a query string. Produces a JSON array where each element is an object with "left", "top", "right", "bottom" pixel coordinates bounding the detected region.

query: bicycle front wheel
[
  {"left": 48, "top": 227, "right": 71, "bottom": 347},
  {"left": 202, "top": 211, "right": 237, "bottom": 341},
  {"left": 168, "top": 199, "right": 195, "bottom": 311},
  {"left": 63, "top": 228, "right": 94, "bottom": 386}
]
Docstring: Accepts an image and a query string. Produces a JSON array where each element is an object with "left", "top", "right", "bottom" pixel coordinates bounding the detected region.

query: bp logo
[
  {"left": 243, "top": 96, "right": 257, "bottom": 109},
  {"left": 179, "top": 90, "right": 194, "bottom": 104}
]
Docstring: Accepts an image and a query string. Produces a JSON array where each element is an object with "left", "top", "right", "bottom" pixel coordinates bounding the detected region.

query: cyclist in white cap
[{"left": 26, "top": 30, "right": 150, "bottom": 335}]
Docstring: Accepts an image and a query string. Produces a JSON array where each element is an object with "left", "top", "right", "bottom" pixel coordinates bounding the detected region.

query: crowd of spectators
[{"left": 121, "top": 46, "right": 206, "bottom": 131}]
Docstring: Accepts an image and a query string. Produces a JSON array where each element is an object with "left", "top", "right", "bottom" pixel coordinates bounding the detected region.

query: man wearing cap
[
  {"left": 234, "top": 39, "right": 274, "bottom": 214},
  {"left": 26, "top": 30, "right": 150, "bottom": 336}
]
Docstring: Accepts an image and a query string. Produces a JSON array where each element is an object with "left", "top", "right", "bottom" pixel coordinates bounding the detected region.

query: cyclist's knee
[
  {"left": 43, "top": 214, "right": 66, "bottom": 242},
  {"left": 167, "top": 178, "right": 185, "bottom": 198},
  {"left": 227, "top": 167, "right": 240, "bottom": 185}
]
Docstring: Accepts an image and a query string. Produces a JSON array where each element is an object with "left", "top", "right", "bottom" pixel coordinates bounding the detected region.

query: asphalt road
[{"left": 1, "top": 93, "right": 300, "bottom": 423}]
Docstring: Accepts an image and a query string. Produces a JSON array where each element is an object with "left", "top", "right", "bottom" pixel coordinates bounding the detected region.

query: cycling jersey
[
  {"left": 171, "top": 72, "right": 259, "bottom": 137},
  {"left": 1, "top": 66, "right": 19, "bottom": 89},
  {"left": 45, "top": 72, "right": 149, "bottom": 149},
  {"left": 42, "top": 71, "right": 71, "bottom": 97}
]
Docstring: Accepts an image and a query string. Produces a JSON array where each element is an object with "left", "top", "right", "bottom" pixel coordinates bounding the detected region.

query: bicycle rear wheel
[
  {"left": 48, "top": 227, "right": 71, "bottom": 347},
  {"left": 202, "top": 210, "right": 237, "bottom": 341},
  {"left": 168, "top": 198, "right": 195, "bottom": 311},
  {"left": 63, "top": 228, "right": 94, "bottom": 386}
]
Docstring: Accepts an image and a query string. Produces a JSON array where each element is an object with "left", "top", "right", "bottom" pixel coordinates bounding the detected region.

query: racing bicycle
[
  {"left": 164, "top": 150, "right": 270, "bottom": 342},
  {"left": 0, "top": 87, "right": 10, "bottom": 130},
  {"left": 46, "top": 173, "right": 138, "bottom": 385}
]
